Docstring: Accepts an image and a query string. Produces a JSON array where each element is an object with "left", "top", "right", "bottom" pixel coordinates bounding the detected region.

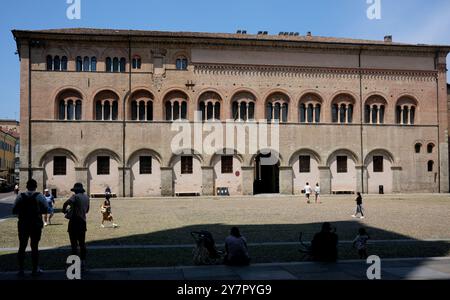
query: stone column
[
  {"left": 279, "top": 166, "right": 293, "bottom": 195},
  {"left": 318, "top": 166, "right": 331, "bottom": 194},
  {"left": 19, "top": 168, "right": 29, "bottom": 192},
  {"left": 241, "top": 166, "right": 254, "bottom": 195},
  {"left": 32, "top": 168, "right": 45, "bottom": 193},
  {"left": 160, "top": 167, "right": 174, "bottom": 196},
  {"left": 75, "top": 167, "right": 88, "bottom": 194},
  {"left": 202, "top": 166, "right": 215, "bottom": 196},
  {"left": 391, "top": 166, "right": 402, "bottom": 193}
]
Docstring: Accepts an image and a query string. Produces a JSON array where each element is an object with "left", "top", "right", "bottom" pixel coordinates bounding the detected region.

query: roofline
[{"left": 11, "top": 29, "right": 450, "bottom": 54}]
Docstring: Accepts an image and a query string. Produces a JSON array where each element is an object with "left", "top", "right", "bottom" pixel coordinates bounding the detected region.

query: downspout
[
  {"left": 28, "top": 39, "right": 32, "bottom": 181},
  {"left": 359, "top": 48, "right": 364, "bottom": 193},
  {"left": 435, "top": 51, "right": 441, "bottom": 192},
  {"left": 122, "top": 36, "right": 132, "bottom": 197}
]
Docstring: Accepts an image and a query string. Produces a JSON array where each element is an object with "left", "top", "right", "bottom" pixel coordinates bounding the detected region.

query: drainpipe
[
  {"left": 434, "top": 51, "right": 441, "bottom": 192},
  {"left": 28, "top": 39, "right": 32, "bottom": 181},
  {"left": 358, "top": 48, "right": 364, "bottom": 194},
  {"left": 122, "top": 36, "right": 132, "bottom": 197}
]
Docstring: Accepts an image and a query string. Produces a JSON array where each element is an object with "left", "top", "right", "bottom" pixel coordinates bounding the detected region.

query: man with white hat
[{"left": 43, "top": 189, "right": 55, "bottom": 226}]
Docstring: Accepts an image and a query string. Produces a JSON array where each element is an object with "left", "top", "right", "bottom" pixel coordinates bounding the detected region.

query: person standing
[
  {"left": 352, "top": 192, "right": 365, "bottom": 219},
  {"left": 43, "top": 189, "right": 55, "bottom": 226},
  {"left": 304, "top": 182, "right": 312, "bottom": 204},
  {"left": 14, "top": 184, "right": 19, "bottom": 195},
  {"left": 63, "top": 183, "right": 90, "bottom": 271},
  {"left": 314, "top": 183, "right": 321, "bottom": 204},
  {"left": 12, "top": 179, "right": 48, "bottom": 277}
]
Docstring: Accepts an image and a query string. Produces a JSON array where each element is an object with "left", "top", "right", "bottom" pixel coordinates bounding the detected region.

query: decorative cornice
[{"left": 194, "top": 63, "right": 437, "bottom": 81}]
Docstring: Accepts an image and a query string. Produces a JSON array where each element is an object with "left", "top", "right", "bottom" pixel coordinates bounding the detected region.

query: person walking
[
  {"left": 43, "top": 189, "right": 55, "bottom": 226},
  {"left": 352, "top": 192, "right": 365, "bottom": 219},
  {"left": 353, "top": 228, "right": 370, "bottom": 259},
  {"left": 63, "top": 183, "right": 90, "bottom": 271},
  {"left": 304, "top": 182, "right": 312, "bottom": 204},
  {"left": 12, "top": 179, "right": 48, "bottom": 277},
  {"left": 314, "top": 183, "right": 321, "bottom": 204},
  {"left": 100, "top": 199, "right": 118, "bottom": 228},
  {"left": 14, "top": 184, "right": 19, "bottom": 195}
]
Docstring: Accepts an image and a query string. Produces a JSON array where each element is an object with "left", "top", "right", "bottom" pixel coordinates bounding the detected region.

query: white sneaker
[
  {"left": 113, "top": 224, "right": 118, "bottom": 228},
  {"left": 360, "top": 216, "right": 365, "bottom": 219},
  {"left": 352, "top": 215, "right": 357, "bottom": 218},
  {"left": 44, "top": 223, "right": 48, "bottom": 227},
  {"left": 101, "top": 224, "right": 105, "bottom": 228}
]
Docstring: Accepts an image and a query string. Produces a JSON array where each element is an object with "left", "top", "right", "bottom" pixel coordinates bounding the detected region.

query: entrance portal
[{"left": 253, "top": 153, "right": 280, "bottom": 194}]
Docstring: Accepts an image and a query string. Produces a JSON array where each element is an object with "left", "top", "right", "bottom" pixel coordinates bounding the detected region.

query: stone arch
[
  {"left": 249, "top": 148, "right": 283, "bottom": 167},
  {"left": 364, "top": 148, "right": 395, "bottom": 194},
  {"left": 127, "top": 148, "right": 163, "bottom": 197},
  {"left": 39, "top": 148, "right": 79, "bottom": 167},
  {"left": 168, "top": 149, "right": 204, "bottom": 168},
  {"left": 83, "top": 148, "right": 121, "bottom": 168},
  {"left": 209, "top": 148, "right": 244, "bottom": 167},
  {"left": 327, "top": 148, "right": 359, "bottom": 193},
  {"left": 289, "top": 148, "right": 322, "bottom": 166},
  {"left": 326, "top": 149, "right": 359, "bottom": 166},
  {"left": 364, "top": 149, "right": 395, "bottom": 166},
  {"left": 92, "top": 89, "right": 121, "bottom": 121},
  {"left": 129, "top": 89, "right": 155, "bottom": 121},
  {"left": 54, "top": 88, "right": 85, "bottom": 120},
  {"left": 197, "top": 90, "right": 223, "bottom": 120},
  {"left": 162, "top": 89, "right": 190, "bottom": 121},
  {"left": 209, "top": 148, "right": 244, "bottom": 195}
]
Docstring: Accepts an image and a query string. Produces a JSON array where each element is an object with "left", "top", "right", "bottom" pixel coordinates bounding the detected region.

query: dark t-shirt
[{"left": 356, "top": 196, "right": 363, "bottom": 205}]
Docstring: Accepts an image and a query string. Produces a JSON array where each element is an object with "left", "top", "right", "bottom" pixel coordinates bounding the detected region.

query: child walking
[
  {"left": 353, "top": 228, "right": 370, "bottom": 259},
  {"left": 100, "top": 200, "right": 118, "bottom": 228}
]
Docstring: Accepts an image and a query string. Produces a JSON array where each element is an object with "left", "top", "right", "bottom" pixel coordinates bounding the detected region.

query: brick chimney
[{"left": 384, "top": 35, "right": 392, "bottom": 42}]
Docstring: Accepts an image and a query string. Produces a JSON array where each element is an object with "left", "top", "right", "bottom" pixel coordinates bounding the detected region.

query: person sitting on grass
[
  {"left": 100, "top": 200, "right": 118, "bottom": 228},
  {"left": 311, "top": 222, "right": 339, "bottom": 262},
  {"left": 353, "top": 227, "right": 370, "bottom": 259},
  {"left": 224, "top": 227, "right": 250, "bottom": 266}
]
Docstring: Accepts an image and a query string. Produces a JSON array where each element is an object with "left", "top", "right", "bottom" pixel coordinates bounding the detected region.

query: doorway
[{"left": 253, "top": 153, "right": 280, "bottom": 194}]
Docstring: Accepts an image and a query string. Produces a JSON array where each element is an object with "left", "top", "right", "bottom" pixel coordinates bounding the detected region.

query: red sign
[{"left": 235, "top": 171, "right": 240, "bottom": 177}]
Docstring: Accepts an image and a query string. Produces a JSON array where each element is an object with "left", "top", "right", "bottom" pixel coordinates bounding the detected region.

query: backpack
[{"left": 16, "top": 193, "right": 44, "bottom": 228}]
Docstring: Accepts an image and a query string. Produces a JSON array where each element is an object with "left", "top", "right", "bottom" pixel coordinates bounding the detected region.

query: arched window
[
  {"left": 232, "top": 92, "right": 256, "bottom": 121},
  {"left": 427, "top": 143, "right": 435, "bottom": 154},
  {"left": 57, "top": 90, "right": 83, "bottom": 121},
  {"left": 396, "top": 97, "right": 417, "bottom": 125},
  {"left": 76, "top": 56, "right": 82, "bottom": 72},
  {"left": 427, "top": 161, "right": 434, "bottom": 172},
  {"left": 54, "top": 56, "right": 61, "bottom": 71},
  {"left": 94, "top": 91, "right": 119, "bottom": 121},
  {"left": 61, "top": 56, "right": 68, "bottom": 71},
  {"left": 415, "top": 143, "right": 422, "bottom": 154},
  {"left": 176, "top": 57, "right": 188, "bottom": 70},
  {"left": 266, "top": 93, "right": 289, "bottom": 123},
  {"left": 83, "top": 56, "right": 90, "bottom": 71},
  {"left": 164, "top": 92, "right": 189, "bottom": 121},
  {"left": 365, "top": 96, "right": 387, "bottom": 125},
  {"left": 332, "top": 94, "right": 355, "bottom": 124},
  {"left": 119, "top": 58, "right": 126, "bottom": 73},
  {"left": 106, "top": 57, "right": 112, "bottom": 72},
  {"left": 113, "top": 58, "right": 119, "bottom": 72},
  {"left": 199, "top": 92, "right": 222, "bottom": 121},
  {"left": 299, "top": 93, "right": 322, "bottom": 124},
  {"left": 132, "top": 56, "right": 141, "bottom": 69},
  {"left": 91, "top": 57, "right": 97, "bottom": 72},
  {"left": 46, "top": 55, "right": 53, "bottom": 71}
]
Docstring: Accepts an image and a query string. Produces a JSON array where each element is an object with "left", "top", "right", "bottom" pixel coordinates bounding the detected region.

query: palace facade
[{"left": 12, "top": 28, "right": 450, "bottom": 197}]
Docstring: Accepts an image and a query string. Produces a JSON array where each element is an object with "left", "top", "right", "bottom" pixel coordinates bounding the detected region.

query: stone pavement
[{"left": 1, "top": 257, "right": 449, "bottom": 280}]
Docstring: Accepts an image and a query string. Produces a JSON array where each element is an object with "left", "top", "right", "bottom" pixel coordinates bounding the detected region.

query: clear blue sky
[{"left": 1, "top": 0, "right": 449, "bottom": 120}]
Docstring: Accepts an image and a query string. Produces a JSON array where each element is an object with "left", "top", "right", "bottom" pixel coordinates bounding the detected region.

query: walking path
[{"left": 1, "top": 257, "right": 449, "bottom": 280}]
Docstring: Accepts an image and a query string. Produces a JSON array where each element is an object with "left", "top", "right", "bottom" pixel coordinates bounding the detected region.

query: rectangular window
[
  {"left": 221, "top": 156, "right": 233, "bottom": 174},
  {"left": 299, "top": 156, "right": 311, "bottom": 173},
  {"left": 373, "top": 156, "right": 384, "bottom": 173},
  {"left": 97, "top": 156, "right": 110, "bottom": 175},
  {"left": 337, "top": 156, "right": 348, "bottom": 173},
  {"left": 181, "top": 156, "right": 193, "bottom": 174},
  {"left": 139, "top": 156, "right": 152, "bottom": 174},
  {"left": 53, "top": 156, "right": 67, "bottom": 176}
]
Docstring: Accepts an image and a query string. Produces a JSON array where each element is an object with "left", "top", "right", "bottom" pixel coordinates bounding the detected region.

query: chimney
[
  {"left": 306, "top": 31, "right": 312, "bottom": 37},
  {"left": 384, "top": 35, "right": 392, "bottom": 42}
]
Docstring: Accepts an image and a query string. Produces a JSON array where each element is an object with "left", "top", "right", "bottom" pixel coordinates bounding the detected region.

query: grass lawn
[{"left": 1, "top": 194, "right": 449, "bottom": 271}]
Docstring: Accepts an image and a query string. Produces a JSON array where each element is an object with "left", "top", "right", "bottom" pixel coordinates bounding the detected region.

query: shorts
[{"left": 47, "top": 207, "right": 54, "bottom": 214}]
